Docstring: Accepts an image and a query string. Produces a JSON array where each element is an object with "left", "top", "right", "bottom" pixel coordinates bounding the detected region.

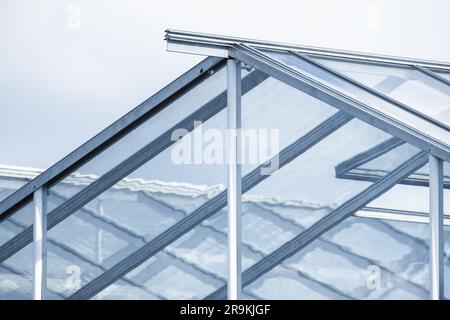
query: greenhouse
[{"left": 1, "top": 30, "right": 450, "bottom": 300}]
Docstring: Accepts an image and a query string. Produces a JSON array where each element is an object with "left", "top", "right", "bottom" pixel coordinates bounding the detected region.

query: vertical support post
[
  {"left": 227, "top": 59, "right": 242, "bottom": 300},
  {"left": 33, "top": 187, "right": 47, "bottom": 300},
  {"left": 96, "top": 200, "right": 104, "bottom": 264},
  {"left": 429, "top": 153, "right": 444, "bottom": 300}
]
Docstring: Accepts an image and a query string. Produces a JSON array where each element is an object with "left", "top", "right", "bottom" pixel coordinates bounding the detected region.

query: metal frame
[
  {"left": 0, "top": 57, "right": 225, "bottom": 222},
  {"left": 226, "top": 59, "right": 242, "bottom": 300},
  {"left": 68, "top": 111, "right": 352, "bottom": 299},
  {"left": 228, "top": 44, "right": 450, "bottom": 162},
  {"left": 205, "top": 151, "right": 429, "bottom": 299},
  {"left": 429, "top": 154, "right": 444, "bottom": 300},
  {"left": 165, "top": 29, "right": 450, "bottom": 71},
  {"left": 33, "top": 188, "right": 47, "bottom": 300},
  {"left": 0, "top": 70, "right": 269, "bottom": 263}
]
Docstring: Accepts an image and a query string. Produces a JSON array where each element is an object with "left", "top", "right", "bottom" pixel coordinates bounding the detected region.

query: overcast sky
[{"left": 1, "top": 0, "right": 450, "bottom": 169}]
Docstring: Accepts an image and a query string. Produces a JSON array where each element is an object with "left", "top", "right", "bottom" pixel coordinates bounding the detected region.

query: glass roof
[
  {"left": 312, "top": 56, "right": 450, "bottom": 128},
  {"left": 1, "top": 32, "right": 450, "bottom": 300},
  {"left": 263, "top": 50, "right": 450, "bottom": 152}
]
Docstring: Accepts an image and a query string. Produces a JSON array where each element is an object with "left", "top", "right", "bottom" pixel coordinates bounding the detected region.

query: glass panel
[
  {"left": 265, "top": 51, "right": 450, "bottom": 144},
  {"left": 0, "top": 64, "right": 229, "bottom": 300},
  {"left": 0, "top": 64, "right": 229, "bottom": 299},
  {"left": 244, "top": 119, "right": 399, "bottom": 211},
  {"left": 365, "top": 180, "right": 450, "bottom": 217},
  {"left": 0, "top": 166, "right": 39, "bottom": 248},
  {"left": 241, "top": 76, "right": 337, "bottom": 175},
  {"left": 333, "top": 140, "right": 450, "bottom": 216},
  {"left": 0, "top": 190, "right": 34, "bottom": 299},
  {"left": 238, "top": 118, "right": 424, "bottom": 299},
  {"left": 99, "top": 211, "right": 230, "bottom": 300},
  {"left": 435, "top": 71, "right": 450, "bottom": 82},
  {"left": 1, "top": 54, "right": 440, "bottom": 300},
  {"left": 0, "top": 264, "right": 33, "bottom": 299},
  {"left": 337, "top": 142, "right": 450, "bottom": 187},
  {"left": 245, "top": 217, "right": 430, "bottom": 299},
  {"left": 0, "top": 63, "right": 227, "bottom": 218},
  {"left": 0, "top": 202, "right": 33, "bottom": 247},
  {"left": 310, "top": 57, "right": 450, "bottom": 127},
  {"left": 361, "top": 160, "right": 449, "bottom": 216},
  {"left": 48, "top": 65, "right": 228, "bottom": 201},
  {"left": 33, "top": 69, "right": 282, "bottom": 298},
  {"left": 92, "top": 75, "right": 340, "bottom": 299},
  {"left": 0, "top": 166, "right": 37, "bottom": 202},
  {"left": 93, "top": 98, "right": 422, "bottom": 299},
  {"left": 359, "top": 143, "right": 421, "bottom": 174}
]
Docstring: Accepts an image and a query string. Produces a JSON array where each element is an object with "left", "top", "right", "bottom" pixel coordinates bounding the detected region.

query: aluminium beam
[
  {"left": 0, "top": 70, "right": 269, "bottom": 264},
  {"left": 0, "top": 57, "right": 225, "bottom": 223},
  {"left": 205, "top": 151, "right": 429, "bottom": 299},
  {"left": 229, "top": 44, "right": 450, "bottom": 163},
  {"left": 68, "top": 111, "right": 353, "bottom": 300},
  {"left": 226, "top": 59, "right": 242, "bottom": 300},
  {"left": 429, "top": 153, "right": 444, "bottom": 300}
]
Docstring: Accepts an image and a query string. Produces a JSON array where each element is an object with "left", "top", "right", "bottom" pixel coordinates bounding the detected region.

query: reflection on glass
[
  {"left": 241, "top": 76, "right": 337, "bottom": 174},
  {"left": 0, "top": 202, "right": 34, "bottom": 247},
  {"left": 244, "top": 217, "right": 431, "bottom": 299}
]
